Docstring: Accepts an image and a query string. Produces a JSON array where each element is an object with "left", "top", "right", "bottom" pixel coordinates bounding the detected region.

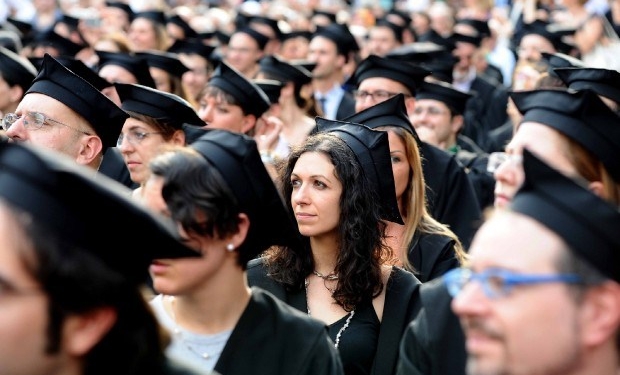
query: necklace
[
  {"left": 313, "top": 270, "right": 339, "bottom": 281},
  {"left": 167, "top": 296, "right": 227, "bottom": 361},
  {"left": 304, "top": 278, "right": 355, "bottom": 349}
]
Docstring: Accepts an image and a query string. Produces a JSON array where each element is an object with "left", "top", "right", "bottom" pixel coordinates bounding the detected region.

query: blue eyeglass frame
[{"left": 443, "top": 267, "right": 583, "bottom": 299}]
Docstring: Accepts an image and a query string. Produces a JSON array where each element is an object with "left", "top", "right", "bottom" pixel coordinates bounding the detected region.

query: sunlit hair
[
  {"left": 264, "top": 132, "right": 390, "bottom": 311},
  {"left": 380, "top": 126, "right": 467, "bottom": 271}
]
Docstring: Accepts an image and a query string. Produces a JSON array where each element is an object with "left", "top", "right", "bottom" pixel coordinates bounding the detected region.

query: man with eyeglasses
[
  {"left": 2, "top": 54, "right": 128, "bottom": 173},
  {"left": 398, "top": 149, "right": 620, "bottom": 375},
  {"left": 350, "top": 54, "right": 482, "bottom": 250}
]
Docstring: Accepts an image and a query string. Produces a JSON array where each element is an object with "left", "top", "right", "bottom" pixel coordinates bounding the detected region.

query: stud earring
[{"left": 226, "top": 243, "right": 235, "bottom": 252}]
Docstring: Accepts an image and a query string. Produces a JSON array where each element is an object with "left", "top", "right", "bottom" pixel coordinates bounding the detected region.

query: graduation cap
[
  {"left": 58, "top": 14, "right": 80, "bottom": 30},
  {"left": 5, "top": 17, "right": 33, "bottom": 42},
  {"left": 136, "top": 50, "right": 189, "bottom": 79},
  {"left": 540, "top": 51, "right": 585, "bottom": 78},
  {"left": 312, "top": 9, "right": 337, "bottom": 23},
  {"left": 518, "top": 20, "right": 574, "bottom": 54},
  {"left": 374, "top": 18, "right": 404, "bottom": 42},
  {"left": 342, "top": 93, "right": 418, "bottom": 140},
  {"left": 511, "top": 149, "right": 620, "bottom": 282},
  {"left": 281, "top": 30, "right": 312, "bottom": 42},
  {"left": 312, "top": 23, "right": 360, "bottom": 55},
  {"left": 166, "top": 14, "right": 198, "bottom": 39},
  {"left": 289, "top": 59, "right": 316, "bottom": 74},
  {"left": 451, "top": 31, "right": 482, "bottom": 47},
  {"left": 510, "top": 88, "right": 620, "bottom": 182},
  {"left": 350, "top": 54, "right": 431, "bottom": 95},
  {"left": 29, "top": 29, "right": 84, "bottom": 57},
  {"left": 386, "top": 42, "right": 457, "bottom": 83},
  {"left": 133, "top": 10, "right": 167, "bottom": 25},
  {"left": 415, "top": 80, "right": 472, "bottom": 115},
  {"left": 313, "top": 117, "right": 404, "bottom": 224},
  {"left": 259, "top": 54, "right": 313, "bottom": 86},
  {"left": 455, "top": 18, "right": 491, "bottom": 38},
  {"left": 105, "top": 1, "right": 135, "bottom": 22},
  {"left": 234, "top": 26, "right": 269, "bottom": 50},
  {"left": 253, "top": 79, "right": 283, "bottom": 105},
  {"left": 26, "top": 54, "right": 129, "bottom": 150},
  {"left": 249, "top": 16, "right": 283, "bottom": 40},
  {"left": 167, "top": 38, "right": 216, "bottom": 60},
  {"left": 188, "top": 128, "right": 299, "bottom": 263},
  {"left": 29, "top": 55, "right": 112, "bottom": 91},
  {"left": 96, "top": 50, "right": 156, "bottom": 88},
  {"left": 0, "top": 46, "right": 37, "bottom": 92},
  {"left": 554, "top": 67, "right": 620, "bottom": 104},
  {"left": 386, "top": 8, "right": 412, "bottom": 27},
  {"left": 115, "top": 83, "right": 205, "bottom": 128},
  {"left": 213, "top": 29, "right": 231, "bottom": 45},
  {"left": 0, "top": 142, "right": 199, "bottom": 286},
  {"left": 0, "top": 28, "right": 23, "bottom": 53},
  {"left": 207, "top": 61, "right": 270, "bottom": 118}
]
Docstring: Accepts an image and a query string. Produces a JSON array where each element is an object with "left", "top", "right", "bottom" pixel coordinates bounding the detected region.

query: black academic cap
[
  {"left": 214, "top": 29, "right": 231, "bottom": 45},
  {"left": 208, "top": 61, "right": 270, "bottom": 117},
  {"left": 342, "top": 93, "right": 418, "bottom": 139},
  {"left": 234, "top": 26, "right": 269, "bottom": 50},
  {"left": 0, "top": 29, "right": 22, "bottom": 53},
  {"left": 30, "top": 55, "right": 112, "bottom": 91},
  {"left": 386, "top": 43, "right": 457, "bottom": 83},
  {"left": 259, "top": 54, "right": 313, "bottom": 86},
  {"left": 96, "top": 50, "right": 156, "bottom": 88},
  {"left": 510, "top": 88, "right": 620, "bottom": 182},
  {"left": 281, "top": 30, "right": 313, "bottom": 42},
  {"left": 455, "top": 18, "right": 491, "bottom": 38},
  {"left": 29, "top": 29, "right": 84, "bottom": 57},
  {"left": 253, "top": 79, "right": 283, "bottom": 105},
  {"left": 416, "top": 29, "right": 457, "bottom": 50},
  {"left": 313, "top": 117, "right": 404, "bottom": 224},
  {"left": 289, "top": 59, "right": 316, "bottom": 74},
  {"left": 134, "top": 10, "right": 167, "bottom": 25},
  {"left": 166, "top": 14, "right": 198, "bottom": 39},
  {"left": 350, "top": 54, "right": 431, "bottom": 95},
  {"left": 136, "top": 50, "right": 189, "bottom": 79},
  {"left": 386, "top": 8, "right": 412, "bottom": 27},
  {"left": 167, "top": 38, "right": 216, "bottom": 60},
  {"left": 189, "top": 129, "right": 299, "bottom": 257},
  {"left": 105, "top": 1, "right": 135, "bottom": 21},
  {"left": 511, "top": 149, "right": 620, "bottom": 282},
  {"left": 0, "top": 46, "right": 37, "bottom": 92},
  {"left": 249, "top": 16, "right": 283, "bottom": 40},
  {"left": 115, "top": 83, "right": 205, "bottom": 128},
  {"left": 0, "top": 142, "right": 199, "bottom": 286},
  {"left": 312, "top": 9, "right": 337, "bottom": 23},
  {"left": 6, "top": 17, "right": 33, "bottom": 40},
  {"left": 519, "top": 20, "right": 573, "bottom": 54},
  {"left": 58, "top": 14, "right": 80, "bottom": 29},
  {"left": 312, "top": 23, "right": 360, "bottom": 55},
  {"left": 540, "top": 52, "right": 585, "bottom": 77},
  {"left": 26, "top": 54, "right": 129, "bottom": 149},
  {"left": 374, "top": 18, "right": 404, "bottom": 42},
  {"left": 416, "top": 80, "right": 472, "bottom": 115},
  {"left": 451, "top": 31, "right": 482, "bottom": 47},
  {"left": 554, "top": 67, "right": 620, "bottom": 104}
]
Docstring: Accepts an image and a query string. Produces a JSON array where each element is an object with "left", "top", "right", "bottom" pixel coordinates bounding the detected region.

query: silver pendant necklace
[{"left": 304, "top": 278, "right": 355, "bottom": 349}]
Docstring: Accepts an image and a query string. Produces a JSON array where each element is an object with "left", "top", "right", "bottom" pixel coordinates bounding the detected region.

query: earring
[{"left": 226, "top": 243, "right": 235, "bottom": 252}]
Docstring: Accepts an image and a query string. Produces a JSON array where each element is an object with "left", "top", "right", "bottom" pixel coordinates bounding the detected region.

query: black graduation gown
[
  {"left": 247, "top": 260, "right": 422, "bottom": 375},
  {"left": 336, "top": 91, "right": 356, "bottom": 120},
  {"left": 408, "top": 231, "right": 458, "bottom": 283},
  {"left": 396, "top": 278, "right": 466, "bottom": 375},
  {"left": 419, "top": 142, "right": 482, "bottom": 250},
  {"left": 214, "top": 287, "right": 344, "bottom": 375}
]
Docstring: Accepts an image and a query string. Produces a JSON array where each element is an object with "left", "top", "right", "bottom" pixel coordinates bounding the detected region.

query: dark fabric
[
  {"left": 419, "top": 142, "right": 482, "bottom": 249},
  {"left": 454, "top": 146, "right": 495, "bottom": 211},
  {"left": 408, "top": 231, "right": 459, "bottom": 283},
  {"left": 98, "top": 147, "right": 138, "bottom": 189},
  {"left": 462, "top": 76, "right": 508, "bottom": 148},
  {"left": 484, "top": 119, "right": 513, "bottom": 153},
  {"left": 214, "top": 288, "right": 344, "bottom": 375},
  {"left": 396, "top": 278, "right": 466, "bottom": 375},
  {"left": 336, "top": 91, "right": 356, "bottom": 120},
  {"left": 247, "top": 259, "right": 422, "bottom": 375}
]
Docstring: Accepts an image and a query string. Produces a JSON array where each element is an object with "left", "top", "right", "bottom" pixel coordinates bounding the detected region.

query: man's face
[
  {"left": 225, "top": 33, "right": 263, "bottom": 77},
  {"left": 452, "top": 212, "right": 583, "bottom": 375},
  {"left": 354, "top": 77, "right": 410, "bottom": 112},
  {"left": 518, "top": 34, "right": 555, "bottom": 63},
  {"left": 307, "top": 36, "right": 342, "bottom": 80},
  {"left": 410, "top": 98, "right": 459, "bottom": 149},
  {"left": 367, "top": 26, "right": 399, "bottom": 57}
]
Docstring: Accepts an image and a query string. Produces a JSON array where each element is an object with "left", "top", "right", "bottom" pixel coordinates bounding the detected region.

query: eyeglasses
[
  {"left": 117, "top": 129, "right": 163, "bottom": 146},
  {"left": 487, "top": 152, "right": 523, "bottom": 174},
  {"left": 412, "top": 106, "right": 449, "bottom": 116},
  {"left": 353, "top": 90, "right": 406, "bottom": 101},
  {"left": 443, "top": 267, "right": 583, "bottom": 299},
  {"left": 2, "top": 112, "right": 92, "bottom": 135}
]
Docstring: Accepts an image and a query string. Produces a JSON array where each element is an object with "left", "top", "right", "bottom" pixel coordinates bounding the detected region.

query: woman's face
[
  {"left": 117, "top": 118, "right": 168, "bottom": 185},
  {"left": 494, "top": 122, "right": 578, "bottom": 208},
  {"left": 128, "top": 18, "right": 158, "bottom": 52},
  {"left": 290, "top": 152, "right": 342, "bottom": 239},
  {"left": 387, "top": 130, "right": 411, "bottom": 205},
  {"left": 198, "top": 94, "right": 253, "bottom": 134}
]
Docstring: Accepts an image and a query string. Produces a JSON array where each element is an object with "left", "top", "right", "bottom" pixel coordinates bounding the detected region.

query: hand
[{"left": 254, "top": 115, "right": 283, "bottom": 153}]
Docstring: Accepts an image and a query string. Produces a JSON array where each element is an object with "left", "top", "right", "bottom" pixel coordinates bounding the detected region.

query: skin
[
  {"left": 307, "top": 36, "right": 344, "bottom": 82},
  {"left": 354, "top": 78, "right": 415, "bottom": 113},
  {"left": 452, "top": 212, "right": 585, "bottom": 375},
  {"left": 225, "top": 33, "right": 262, "bottom": 78},
  {"left": 366, "top": 26, "right": 400, "bottom": 57},
  {"left": 197, "top": 94, "right": 255, "bottom": 134},
  {"left": 410, "top": 99, "right": 462, "bottom": 150},
  {"left": 7, "top": 93, "right": 101, "bottom": 167},
  {"left": 517, "top": 34, "right": 556, "bottom": 63},
  {"left": 149, "top": 67, "right": 171, "bottom": 93},
  {"left": 493, "top": 122, "right": 580, "bottom": 209},
  {"left": 290, "top": 152, "right": 342, "bottom": 240},
  {"left": 0, "top": 74, "right": 23, "bottom": 116},
  {"left": 387, "top": 130, "right": 410, "bottom": 205},
  {"left": 178, "top": 54, "right": 209, "bottom": 102},
  {"left": 128, "top": 18, "right": 159, "bottom": 52}
]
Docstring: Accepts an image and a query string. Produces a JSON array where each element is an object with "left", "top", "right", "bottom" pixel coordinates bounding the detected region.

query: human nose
[
  {"left": 451, "top": 279, "right": 489, "bottom": 318},
  {"left": 292, "top": 183, "right": 309, "bottom": 206},
  {"left": 199, "top": 104, "right": 213, "bottom": 123}
]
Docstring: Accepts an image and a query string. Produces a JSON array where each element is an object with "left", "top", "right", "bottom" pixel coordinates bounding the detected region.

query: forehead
[
  {"left": 229, "top": 33, "right": 259, "bottom": 48},
  {"left": 293, "top": 151, "right": 335, "bottom": 175},
  {"left": 415, "top": 98, "right": 450, "bottom": 109},
  {"left": 358, "top": 77, "right": 408, "bottom": 92},
  {"left": 18, "top": 92, "right": 75, "bottom": 118},
  {"left": 520, "top": 34, "right": 555, "bottom": 50},
  {"left": 309, "top": 36, "right": 337, "bottom": 52},
  {"left": 469, "top": 212, "right": 565, "bottom": 273},
  {"left": 98, "top": 64, "right": 138, "bottom": 84}
]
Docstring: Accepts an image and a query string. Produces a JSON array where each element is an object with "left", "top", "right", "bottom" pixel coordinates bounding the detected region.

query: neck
[
  {"left": 309, "top": 234, "right": 339, "bottom": 275},
  {"left": 313, "top": 78, "right": 338, "bottom": 94}
]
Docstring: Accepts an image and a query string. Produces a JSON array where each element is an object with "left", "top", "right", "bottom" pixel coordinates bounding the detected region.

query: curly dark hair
[{"left": 264, "top": 132, "right": 391, "bottom": 311}]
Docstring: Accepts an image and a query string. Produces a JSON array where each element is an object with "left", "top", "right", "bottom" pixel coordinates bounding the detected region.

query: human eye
[
  {"left": 375, "top": 90, "right": 392, "bottom": 99},
  {"left": 290, "top": 178, "right": 301, "bottom": 188},
  {"left": 390, "top": 155, "right": 402, "bottom": 164},
  {"left": 132, "top": 130, "right": 148, "bottom": 141},
  {"left": 313, "top": 179, "right": 327, "bottom": 189},
  {"left": 482, "top": 269, "right": 510, "bottom": 297}
]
